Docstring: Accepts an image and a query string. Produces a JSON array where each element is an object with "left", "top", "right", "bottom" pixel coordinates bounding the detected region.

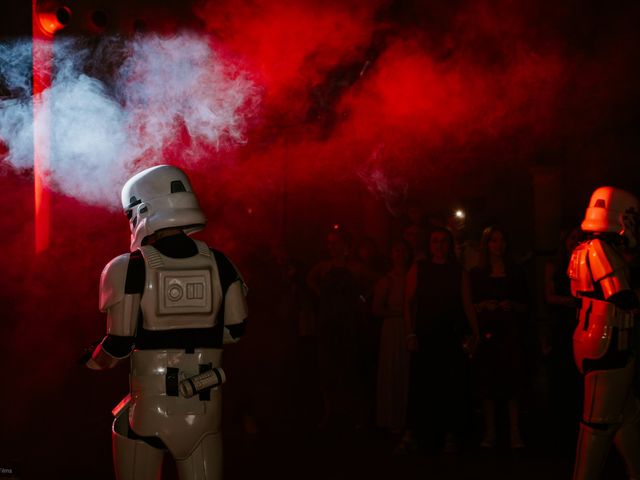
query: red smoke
[
  {"left": 335, "top": 36, "right": 566, "bottom": 173},
  {"left": 195, "top": 0, "right": 385, "bottom": 119},
  {"left": 190, "top": 0, "right": 574, "bottom": 200}
]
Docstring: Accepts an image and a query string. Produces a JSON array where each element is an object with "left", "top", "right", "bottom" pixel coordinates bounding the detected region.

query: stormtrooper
[
  {"left": 86, "top": 165, "right": 248, "bottom": 480},
  {"left": 568, "top": 186, "right": 640, "bottom": 480}
]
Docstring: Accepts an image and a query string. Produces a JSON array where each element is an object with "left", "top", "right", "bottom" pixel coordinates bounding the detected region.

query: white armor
[
  {"left": 568, "top": 186, "right": 640, "bottom": 480},
  {"left": 86, "top": 254, "right": 141, "bottom": 370},
  {"left": 88, "top": 165, "right": 247, "bottom": 480},
  {"left": 138, "top": 241, "right": 221, "bottom": 331},
  {"left": 121, "top": 165, "right": 207, "bottom": 251},
  {"left": 582, "top": 186, "right": 640, "bottom": 248}
]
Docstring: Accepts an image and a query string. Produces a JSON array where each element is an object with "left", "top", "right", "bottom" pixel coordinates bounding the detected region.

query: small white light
[{"left": 455, "top": 209, "right": 465, "bottom": 219}]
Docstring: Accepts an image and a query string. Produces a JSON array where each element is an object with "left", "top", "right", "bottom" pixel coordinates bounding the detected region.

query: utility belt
[
  {"left": 130, "top": 349, "right": 224, "bottom": 401},
  {"left": 579, "top": 297, "right": 634, "bottom": 330}
]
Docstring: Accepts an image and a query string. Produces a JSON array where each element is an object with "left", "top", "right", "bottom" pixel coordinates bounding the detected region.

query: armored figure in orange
[{"left": 568, "top": 186, "right": 640, "bottom": 480}]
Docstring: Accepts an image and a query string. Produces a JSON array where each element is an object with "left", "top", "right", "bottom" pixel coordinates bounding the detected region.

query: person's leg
[
  {"left": 508, "top": 398, "right": 524, "bottom": 448},
  {"left": 481, "top": 399, "right": 497, "bottom": 448},
  {"left": 395, "top": 350, "right": 421, "bottom": 453},
  {"left": 613, "top": 394, "right": 640, "bottom": 480},
  {"left": 112, "top": 410, "right": 165, "bottom": 480},
  {"left": 573, "top": 362, "right": 634, "bottom": 480},
  {"left": 175, "top": 433, "right": 223, "bottom": 480}
]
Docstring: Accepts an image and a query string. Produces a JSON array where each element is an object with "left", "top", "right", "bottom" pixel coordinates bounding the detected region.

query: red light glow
[
  {"left": 36, "top": 6, "right": 71, "bottom": 37},
  {"left": 32, "top": 0, "right": 54, "bottom": 253}
]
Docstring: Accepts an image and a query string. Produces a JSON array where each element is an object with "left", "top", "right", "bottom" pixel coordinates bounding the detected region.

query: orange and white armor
[
  {"left": 569, "top": 239, "right": 635, "bottom": 372},
  {"left": 568, "top": 186, "right": 640, "bottom": 480}
]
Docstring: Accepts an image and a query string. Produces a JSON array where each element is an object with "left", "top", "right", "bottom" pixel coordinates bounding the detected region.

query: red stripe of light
[{"left": 32, "top": 0, "right": 53, "bottom": 253}]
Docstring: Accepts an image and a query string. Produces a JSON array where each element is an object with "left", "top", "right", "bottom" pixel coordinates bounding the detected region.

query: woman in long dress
[{"left": 373, "top": 240, "right": 412, "bottom": 433}]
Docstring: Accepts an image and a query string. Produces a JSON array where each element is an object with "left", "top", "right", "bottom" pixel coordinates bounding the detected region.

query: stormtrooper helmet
[
  {"left": 581, "top": 186, "right": 640, "bottom": 248},
  {"left": 121, "top": 165, "right": 206, "bottom": 250}
]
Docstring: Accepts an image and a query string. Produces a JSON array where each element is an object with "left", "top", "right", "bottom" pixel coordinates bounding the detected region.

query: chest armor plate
[
  {"left": 139, "top": 240, "right": 222, "bottom": 330},
  {"left": 568, "top": 244, "right": 594, "bottom": 296}
]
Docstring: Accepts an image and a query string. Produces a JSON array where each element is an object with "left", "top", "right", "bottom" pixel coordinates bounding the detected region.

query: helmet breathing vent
[
  {"left": 171, "top": 181, "right": 186, "bottom": 193},
  {"left": 594, "top": 199, "right": 606, "bottom": 208},
  {"left": 127, "top": 197, "right": 142, "bottom": 209}
]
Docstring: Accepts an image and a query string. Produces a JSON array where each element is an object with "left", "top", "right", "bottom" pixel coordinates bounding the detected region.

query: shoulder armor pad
[
  {"left": 224, "top": 280, "right": 249, "bottom": 328},
  {"left": 210, "top": 248, "right": 244, "bottom": 295},
  {"left": 194, "top": 240, "right": 212, "bottom": 258},
  {"left": 588, "top": 239, "right": 622, "bottom": 282},
  {"left": 99, "top": 254, "right": 130, "bottom": 312},
  {"left": 568, "top": 243, "right": 593, "bottom": 295}
]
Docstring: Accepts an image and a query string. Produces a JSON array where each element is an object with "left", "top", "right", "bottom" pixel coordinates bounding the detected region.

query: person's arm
[
  {"left": 87, "top": 253, "right": 139, "bottom": 370},
  {"left": 210, "top": 249, "right": 248, "bottom": 344},
  {"left": 589, "top": 239, "right": 639, "bottom": 310},
  {"left": 222, "top": 278, "right": 248, "bottom": 344},
  {"left": 404, "top": 264, "right": 418, "bottom": 351}
]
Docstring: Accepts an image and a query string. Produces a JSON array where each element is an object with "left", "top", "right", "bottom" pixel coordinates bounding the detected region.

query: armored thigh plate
[
  {"left": 112, "top": 405, "right": 165, "bottom": 480},
  {"left": 582, "top": 360, "right": 635, "bottom": 425},
  {"left": 573, "top": 298, "right": 633, "bottom": 373}
]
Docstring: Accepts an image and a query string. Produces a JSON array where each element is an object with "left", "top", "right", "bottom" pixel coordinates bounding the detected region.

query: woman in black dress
[
  {"left": 471, "top": 226, "right": 528, "bottom": 449},
  {"left": 399, "top": 227, "right": 479, "bottom": 453}
]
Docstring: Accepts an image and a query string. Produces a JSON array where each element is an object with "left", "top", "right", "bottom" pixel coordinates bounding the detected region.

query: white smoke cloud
[
  {"left": 0, "top": 40, "right": 35, "bottom": 169},
  {"left": 357, "top": 143, "right": 408, "bottom": 215},
  {"left": 119, "top": 34, "right": 255, "bottom": 151},
  {"left": 0, "top": 40, "right": 33, "bottom": 96},
  {"left": 0, "top": 97, "right": 34, "bottom": 169},
  {"left": 0, "top": 33, "right": 259, "bottom": 207},
  {"left": 47, "top": 74, "right": 129, "bottom": 204}
]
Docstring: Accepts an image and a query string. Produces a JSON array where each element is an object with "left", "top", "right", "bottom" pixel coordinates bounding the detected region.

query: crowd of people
[{"left": 233, "top": 209, "right": 587, "bottom": 456}]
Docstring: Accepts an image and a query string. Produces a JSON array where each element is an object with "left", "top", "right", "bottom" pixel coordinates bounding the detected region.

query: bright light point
[
  {"left": 37, "top": 7, "right": 72, "bottom": 36},
  {"left": 455, "top": 209, "right": 465, "bottom": 219},
  {"left": 332, "top": 223, "right": 340, "bottom": 230}
]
